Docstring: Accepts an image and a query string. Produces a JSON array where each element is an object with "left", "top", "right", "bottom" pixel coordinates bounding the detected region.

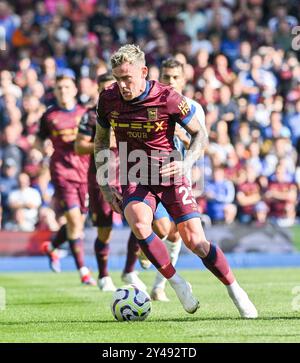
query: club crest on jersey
[{"left": 147, "top": 108, "right": 158, "bottom": 121}]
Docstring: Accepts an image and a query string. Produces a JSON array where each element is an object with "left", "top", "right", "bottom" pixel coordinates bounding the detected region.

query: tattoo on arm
[
  {"left": 94, "top": 123, "right": 112, "bottom": 199},
  {"left": 183, "top": 116, "right": 208, "bottom": 167}
]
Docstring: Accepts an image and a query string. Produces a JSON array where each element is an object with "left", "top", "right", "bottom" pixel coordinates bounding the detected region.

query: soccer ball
[{"left": 111, "top": 285, "right": 151, "bottom": 322}]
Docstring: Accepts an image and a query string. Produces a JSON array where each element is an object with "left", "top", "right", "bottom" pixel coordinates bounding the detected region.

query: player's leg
[
  {"left": 42, "top": 223, "right": 66, "bottom": 273},
  {"left": 64, "top": 207, "right": 94, "bottom": 284},
  {"left": 91, "top": 187, "right": 116, "bottom": 291},
  {"left": 95, "top": 226, "right": 117, "bottom": 291},
  {"left": 64, "top": 183, "right": 95, "bottom": 285},
  {"left": 122, "top": 231, "right": 147, "bottom": 291},
  {"left": 123, "top": 197, "right": 199, "bottom": 314},
  {"left": 42, "top": 194, "right": 67, "bottom": 272},
  {"left": 177, "top": 217, "right": 258, "bottom": 318},
  {"left": 151, "top": 220, "right": 182, "bottom": 301}
]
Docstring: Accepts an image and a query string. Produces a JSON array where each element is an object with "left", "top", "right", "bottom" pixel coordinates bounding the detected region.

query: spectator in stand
[
  {"left": 0, "top": 93, "right": 22, "bottom": 132},
  {"left": 265, "top": 163, "right": 297, "bottom": 227},
  {"left": 274, "top": 20, "right": 293, "bottom": 52},
  {"left": 7, "top": 172, "right": 42, "bottom": 231},
  {"left": 214, "top": 54, "right": 235, "bottom": 86},
  {"left": 205, "top": 165, "right": 237, "bottom": 225},
  {"left": 32, "top": 166, "right": 58, "bottom": 232},
  {"left": 221, "top": 26, "right": 241, "bottom": 66},
  {"left": 205, "top": 0, "right": 233, "bottom": 31},
  {"left": 193, "top": 49, "right": 209, "bottom": 85},
  {"left": 130, "top": 2, "right": 152, "bottom": 41},
  {"left": 0, "top": 124, "right": 24, "bottom": 175},
  {"left": 0, "top": 158, "right": 18, "bottom": 228},
  {"left": 210, "top": 121, "right": 235, "bottom": 165},
  {"left": 268, "top": 5, "right": 298, "bottom": 32},
  {"left": 41, "top": 57, "right": 56, "bottom": 89},
  {"left": 21, "top": 94, "right": 46, "bottom": 144},
  {"left": 254, "top": 201, "right": 269, "bottom": 226},
  {"left": 217, "top": 85, "right": 239, "bottom": 141},
  {"left": 247, "top": 141, "right": 264, "bottom": 176},
  {"left": 263, "top": 111, "right": 291, "bottom": 140},
  {"left": 285, "top": 99, "right": 300, "bottom": 146},
  {"left": 233, "top": 41, "right": 252, "bottom": 73},
  {"left": 0, "top": 0, "right": 18, "bottom": 45},
  {"left": 191, "top": 30, "right": 213, "bottom": 56},
  {"left": 0, "top": 70, "right": 22, "bottom": 99},
  {"left": 236, "top": 164, "right": 262, "bottom": 223},
  {"left": 177, "top": 0, "right": 207, "bottom": 41}
]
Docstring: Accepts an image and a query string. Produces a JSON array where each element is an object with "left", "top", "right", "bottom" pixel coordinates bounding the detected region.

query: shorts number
[{"left": 179, "top": 186, "right": 196, "bottom": 205}]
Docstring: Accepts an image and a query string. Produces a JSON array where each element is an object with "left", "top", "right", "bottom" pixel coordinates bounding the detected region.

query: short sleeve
[
  {"left": 187, "top": 98, "right": 208, "bottom": 137},
  {"left": 78, "top": 110, "right": 93, "bottom": 136},
  {"left": 167, "top": 89, "right": 196, "bottom": 127},
  {"left": 37, "top": 111, "right": 50, "bottom": 140},
  {"left": 96, "top": 92, "right": 111, "bottom": 128}
]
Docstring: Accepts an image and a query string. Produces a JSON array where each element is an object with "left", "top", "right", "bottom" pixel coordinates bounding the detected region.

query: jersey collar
[{"left": 130, "top": 80, "right": 151, "bottom": 103}]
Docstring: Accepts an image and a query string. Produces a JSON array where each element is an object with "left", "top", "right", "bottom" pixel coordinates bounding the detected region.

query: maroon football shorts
[
  {"left": 88, "top": 183, "right": 114, "bottom": 227},
  {"left": 122, "top": 177, "right": 201, "bottom": 224},
  {"left": 53, "top": 179, "right": 88, "bottom": 214}
]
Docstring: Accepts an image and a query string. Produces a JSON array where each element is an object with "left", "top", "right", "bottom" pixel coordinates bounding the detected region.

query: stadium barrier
[{"left": 0, "top": 222, "right": 295, "bottom": 256}]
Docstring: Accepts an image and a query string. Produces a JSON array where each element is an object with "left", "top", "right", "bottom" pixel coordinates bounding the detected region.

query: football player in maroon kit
[
  {"left": 75, "top": 73, "right": 146, "bottom": 292},
  {"left": 94, "top": 45, "right": 257, "bottom": 318},
  {"left": 39, "top": 69, "right": 96, "bottom": 285}
]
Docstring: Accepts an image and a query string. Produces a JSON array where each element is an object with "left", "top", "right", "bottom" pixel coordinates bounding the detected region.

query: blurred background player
[
  {"left": 38, "top": 69, "right": 95, "bottom": 285},
  {"left": 75, "top": 73, "right": 146, "bottom": 292}
]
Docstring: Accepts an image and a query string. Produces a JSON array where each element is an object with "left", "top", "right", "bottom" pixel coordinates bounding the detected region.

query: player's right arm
[
  {"left": 95, "top": 94, "right": 122, "bottom": 213},
  {"left": 94, "top": 123, "right": 122, "bottom": 213},
  {"left": 74, "top": 133, "right": 94, "bottom": 155}
]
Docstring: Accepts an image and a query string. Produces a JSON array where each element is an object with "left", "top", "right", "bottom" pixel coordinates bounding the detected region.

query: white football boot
[
  {"left": 227, "top": 281, "right": 258, "bottom": 319},
  {"left": 98, "top": 276, "right": 116, "bottom": 292},
  {"left": 169, "top": 275, "right": 199, "bottom": 314}
]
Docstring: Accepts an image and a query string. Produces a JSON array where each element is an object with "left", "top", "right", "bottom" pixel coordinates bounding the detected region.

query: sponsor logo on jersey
[
  {"left": 110, "top": 120, "right": 165, "bottom": 134},
  {"left": 178, "top": 99, "right": 190, "bottom": 116}
]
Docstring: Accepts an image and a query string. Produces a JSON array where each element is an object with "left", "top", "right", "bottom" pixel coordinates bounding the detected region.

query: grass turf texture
[{"left": 0, "top": 268, "right": 299, "bottom": 343}]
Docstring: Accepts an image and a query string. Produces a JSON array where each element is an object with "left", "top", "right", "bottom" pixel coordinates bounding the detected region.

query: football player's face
[
  {"left": 112, "top": 62, "right": 148, "bottom": 101},
  {"left": 54, "top": 78, "right": 77, "bottom": 105},
  {"left": 160, "top": 66, "right": 185, "bottom": 93}
]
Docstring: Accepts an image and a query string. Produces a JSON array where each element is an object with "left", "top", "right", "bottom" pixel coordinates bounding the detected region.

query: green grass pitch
[{"left": 0, "top": 268, "right": 299, "bottom": 342}]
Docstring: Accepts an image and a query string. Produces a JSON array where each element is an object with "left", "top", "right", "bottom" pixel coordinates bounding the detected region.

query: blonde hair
[{"left": 110, "top": 44, "right": 145, "bottom": 69}]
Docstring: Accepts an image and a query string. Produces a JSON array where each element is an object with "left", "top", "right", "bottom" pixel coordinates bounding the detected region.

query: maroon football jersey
[
  {"left": 237, "top": 182, "right": 261, "bottom": 215},
  {"left": 96, "top": 80, "right": 196, "bottom": 185},
  {"left": 267, "top": 181, "right": 295, "bottom": 217},
  {"left": 38, "top": 104, "right": 89, "bottom": 183}
]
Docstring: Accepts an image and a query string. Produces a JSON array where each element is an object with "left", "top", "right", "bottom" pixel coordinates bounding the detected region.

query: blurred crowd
[{"left": 0, "top": 0, "right": 300, "bottom": 231}]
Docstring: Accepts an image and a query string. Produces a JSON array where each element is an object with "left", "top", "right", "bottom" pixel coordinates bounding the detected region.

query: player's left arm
[
  {"left": 161, "top": 114, "right": 208, "bottom": 177},
  {"left": 182, "top": 114, "right": 208, "bottom": 170},
  {"left": 161, "top": 91, "right": 208, "bottom": 177}
]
